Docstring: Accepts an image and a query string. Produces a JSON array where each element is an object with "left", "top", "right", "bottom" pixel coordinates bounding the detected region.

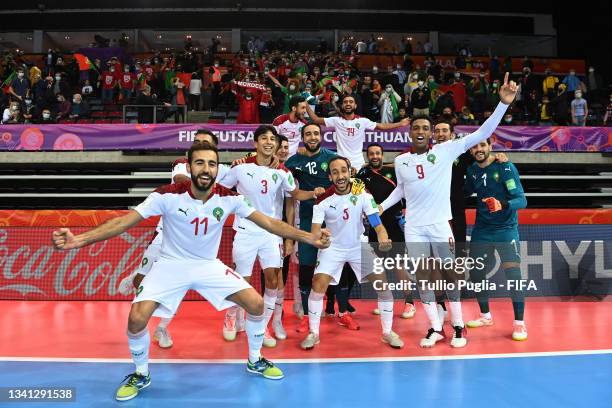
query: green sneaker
[
  {"left": 115, "top": 372, "right": 151, "bottom": 401},
  {"left": 246, "top": 357, "right": 284, "bottom": 380}
]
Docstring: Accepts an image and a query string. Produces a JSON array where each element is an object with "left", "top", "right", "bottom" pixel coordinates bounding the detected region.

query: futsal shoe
[
  {"left": 296, "top": 317, "right": 309, "bottom": 333},
  {"left": 512, "top": 323, "right": 528, "bottom": 341},
  {"left": 246, "top": 357, "right": 284, "bottom": 380},
  {"left": 372, "top": 308, "right": 381, "bottom": 315},
  {"left": 293, "top": 301, "right": 304, "bottom": 319},
  {"left": 118, "top": 271, "right": 137, "bottom": 296},
  {"left": 272, "top": 320, "right": 287, "bottom": 340},
  {"left": 263, "top": 329, "right": 277, "bottom": 347},
  {"left": 346, "top": 301, "right": 356, "bottom": 314},
  {"left": 337, "top": 313, "right": 360, "bottom": 330},
  {"left": 450, "top": 326, "right": 467, "bottom": 348},
  {"left": 466, "top": 316, "right": 494, "bottom": 328},
  {"left": 419, "top": 328, "right": 446, "bottom": 348},
  {"left": 401, "top": 303, "right": 416, "bottom": 319},
  {"left": 153, "top": 327, "right": 173, "bottom": 348},
  {"left": 437, "top": 303, "right": 448, "bottom": 323},
  {"left": 115, "top": 372, "right": 151, "bottom": 401},
  {"left": 223, "top": 313, "right": 237, "bottom": 341},
  {"left": 382, "top": 331, "right": 404, "bottom": 349},
  {"left": 300, "top": 332, "right": 320, "bottom": 350}
]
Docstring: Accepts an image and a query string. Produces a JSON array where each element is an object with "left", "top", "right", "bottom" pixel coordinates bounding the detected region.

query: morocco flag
[{"left": 74, "top": 54, "right": 96, "bottom": 71}]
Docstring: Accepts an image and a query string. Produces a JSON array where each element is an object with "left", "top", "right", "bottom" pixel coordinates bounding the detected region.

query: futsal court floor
[{"left": 1, "top": 298, "right": 611, "bottom": 407}]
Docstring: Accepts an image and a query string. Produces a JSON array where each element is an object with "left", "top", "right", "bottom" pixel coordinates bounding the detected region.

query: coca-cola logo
[{"left": 0, "top": 228, "right": 153, "bottom": 299}]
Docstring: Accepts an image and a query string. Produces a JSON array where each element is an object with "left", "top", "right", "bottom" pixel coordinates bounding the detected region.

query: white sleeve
[
  {"left": 312, "top": 203, "right": 326, "bottom": 225},
  {"left": 281, "top": 170, "right": 297, "bottom": 193},
  {"left": 362, "top": 117, "right": 377, "bottom": 130},
  {"left": 323, "top": 116, "right": 338, "bottom": 128},
  {"left": 218, "top": 166, "right": 238, "bottom": 188},
  {"left": 216, "top": 164, "right": 230, "bottom": 184},
  {"left": 450, "top": 102, "right": 509, "bottom": 158},
  {"left": 134, "top": 192, "right": 165, "bottom": 219},
  {"left": 362, "top": 192, "right": 379, "bottom": 216},
  {"left": 380, "top": 186, "right": 403, "bottom": 212},
  {"left": 171, "top": 162, "right": 189, "bottom": 181},
  {"left": 234, "top": 195, "right": 256, "bottom": 219}
]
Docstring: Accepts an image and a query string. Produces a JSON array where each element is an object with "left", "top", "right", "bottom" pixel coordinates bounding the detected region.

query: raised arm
[
  {"left": 375, "top": 117, "right": 410, "bottom": 130},
  {"left": 305, "top": 103, "right": 326, "bottom": 125},
  {"left": 247, "top": 211, "right": 330, "bottom": 249},
  {"left": 267, "top": 72, "right": 283, "bottom": 89},
  {"left": 289, "top": 187, "right": 326, "bottom": 201},
  {"left": 52, "top": 210, "right": 144, "bottom": 250}
]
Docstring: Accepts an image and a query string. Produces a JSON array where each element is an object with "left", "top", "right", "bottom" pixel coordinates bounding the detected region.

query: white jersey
[
  {"left": 273, "top": 114, "right": 307, "bottom": 156},
  {"left": 219, "top": 157, "right": 296, "bottom": 234},
  {"left": 134, "top": 181, "right": 255, "bottom": 261},
  {"left": 384, "top": 102, "right": 509, "bottom": 227},
  {"left": 324, "top": 115, "right": 377, "bottom": 169},
  {"left": 312, "top": 187, "right": 379, "bottom": 249}
]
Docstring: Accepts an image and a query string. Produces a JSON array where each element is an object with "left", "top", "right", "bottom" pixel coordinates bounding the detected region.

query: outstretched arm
[
  {"left": 376, "top": 117, "right": 410, "bottom": 130},
  {"left": 52, "top": 210, "right": 144, "bottom": 250},
  {"left": 289, "top": 187, "right": 326, "bottom": 201},
  {"left": 247, "top": 211, "right": 331, "bottom": 249},
  {"left": 305, "top": 103, "right": 326, "bottom": 125},
  {"left": 379, "top": 185, "right": 404, "bottom": 213}
]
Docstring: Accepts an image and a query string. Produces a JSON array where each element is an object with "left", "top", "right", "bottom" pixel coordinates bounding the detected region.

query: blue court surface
[{"left": 2, "top": 351, "right": 611, "bottom": 408}]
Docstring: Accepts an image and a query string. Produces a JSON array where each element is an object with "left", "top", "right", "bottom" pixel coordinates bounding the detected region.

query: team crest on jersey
[
  {"left": 370, "top": 198, "right": 377, "bottom": 209},
  {"left": 136, "top": 285, "right": 143, "bottom": 295},
  {"left": 493, "top": 172, "right": 500, "bottom": 182},
  {"left": 141, "top": 257, "right": 148, "bottom": 267},
  {"left": 213, "top": 207, "right": 224, "bottom": 221},
  {"left": 385, "top": 172, "right": 392, "bottom": 179},
  {"left": 272, "top": 173, "right": 279, "bottom": 184},
  {"left": 243, "top": 197, "right": 253, "bottom": 207},
  {"left": 427, "top": 154, "right": 436, "bottom": 164},
  {"left": 355, "top": 123, "right": 361, "bottom": 129},
  {"left": 321, "top": 162, "right": 328, "bottom": 171},
  {"left": 350, "top": 195, "right": 358, "bottom": 206},
  {"left": 453, "top": 159, "right": 459, "bottom": 166}
]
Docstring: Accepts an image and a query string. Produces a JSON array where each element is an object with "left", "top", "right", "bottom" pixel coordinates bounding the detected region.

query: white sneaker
[
  {"left": 450, "top": 325, "right": 467, "bottom": 348},
  {"left": 153, "top": 327, "right": 173, "bottom": 348},
  {"left": 293, "top": 302, "right": 304, "bottom": 319},
  {"left": 381, "top": 331, "right": 404, "bottom": 349},
  {"left": 372, "top": 308, "right": 381, "bottom": 315},
  {"left": 263, "top": 329, "right": 277, "bottom": 348},
  {"left": 118, "top": 271, "right": 137, "bottom": 296},
  {"left": 236, "top": 309, "right": 246, "bottom": 333},
  {"left": 223, "top": 313, "right": 237, "bottom": 341},
  {"left": 512, "top": 323, "right": 528, "bottom": 341},
  {"left": 420, "top": 328, "right": 446, "bottom": 348},
  {"left": 272, "top": 320, "right": 287, "bottom": 340},
  {"left": 401, "top": 303, "right": 416, "bottom": 319},
  {"left": 466, "top": 316, "right": 494, "bottom": 328},
  {"left": 437, "top": 303, "right": 448, "bottom": 323},
  {"left": 300, "top": 332, "right": 320, "bottom": 350}
]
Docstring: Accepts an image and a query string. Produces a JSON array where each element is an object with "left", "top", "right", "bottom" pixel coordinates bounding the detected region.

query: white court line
[{"left": 1, "top": 349, "right": 611, "bottom": 365}]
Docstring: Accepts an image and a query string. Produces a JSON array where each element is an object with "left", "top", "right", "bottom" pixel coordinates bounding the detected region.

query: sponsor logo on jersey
[
  {"left": 243, "top": 197, "right": 253, "bottom": 207},
  {"left": 246, "top": 172, "right": 255, "bottom": 179},
  {"left": 213, "top": 207, "right": 224, "bottom": 221},
  {"left": 178, "top": 208, "right": 189, "bottom": 216},
  {"left": 505, "top": 179, "right": 517, "bottom": 190},
  {"left": 136, "top": 285, "right": 144, "bottom": 295}
]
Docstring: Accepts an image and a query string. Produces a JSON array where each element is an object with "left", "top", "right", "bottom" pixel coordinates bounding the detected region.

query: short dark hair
[
  {"left": 327, "top": 156, "right": 352, "bottom": 174},
  {"left": 434, "top": 118, "right": 454, "bottom": 134},
  {"left": 289, "top": 95, "right": 306, "bottom": 110},
  {"left": 367, "top": 143, "right": 384, "bottom": 153},
  {"left": 195, "top": 129, "right": 218, "bottom": 146},
  {"left": 254, "top": 125, "right": 278, "bottom": 142},
  {"left": 276, "top": 134, "right": 288, "bottom": 149},
  {"left": 301, "top": 122, "right": 321, "bottom": 139},
  {"left": 339, "top": 94, "right": 356, "bottom": 105},
  {"left": 411, "top": 115, "right": 433, "bottom": 129},
  {"left": 188, "top": 141, "right": 219, "bottom": 164}
]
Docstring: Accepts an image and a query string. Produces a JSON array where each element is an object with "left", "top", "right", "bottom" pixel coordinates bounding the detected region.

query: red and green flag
[
  {"left": 2, "top": 70, "right": 16, "bottom": 94},
  {"left": 74, "top": 54, "right": 97, "bottom": 72}
]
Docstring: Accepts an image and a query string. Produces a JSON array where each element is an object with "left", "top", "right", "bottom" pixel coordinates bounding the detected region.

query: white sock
[
  {"left": 157, "top": 317, "right": 172, "bottom": 329},
  {"left": 378, "top": 300, "right": 394, "bottom": 335},
  {"left": 514, "top": 320, "right": 525, "bottom": 326},
  {"left": 246, "top": 313, "right": 266, "bottom": 363},
  {"left": 127, "top": 328, "right": 150, "bottom": 376},
  {"left": 273, "top": 290, "right": 284, "bottom": 324},
  {"left": 481, "top": 312, "right": 492, "bottom": 320},
  {"left": 423, "top": 302, "right": 442, "bottom": 331},
  {"left": 307, "top": 291, "right": 324, "bottom": 335},
  {"left": 226, "top": 305, "right": 238, "bottom": 318},
  {"left": 293, "top": 271, "right": 301, "bottom": 305},
  {"left": 449, "top": 301, "right": 464, "bottom": 328},
  {"left": 263, "top": 288, "right": 278, "bottom": 328}
]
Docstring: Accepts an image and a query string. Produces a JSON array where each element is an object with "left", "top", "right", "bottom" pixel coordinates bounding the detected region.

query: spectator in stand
[
  {"left": 393, "top": 64, "right": 407, "bottom": 88},
  {"left": 2, "top": 101, "right": 23, "bottom": 124},
  {"left": 542, "top": 68, "right": 559, "bottom": 98},
  {"left": 434, "top": 91, "right": 456, "bottom": 117},
  {"left": 423, "top": 40, "right": 433, "bottom": 55},
  {"left": 8, "top": 67, "right": 29, "bottom": 102},
  {"left": 359, "top": 75, "right": 378, "bottom": 121},
  {"left": 522, "top": 56, "right": 534, "bottom": 71},
  {"left": 54, "top": 72, "right": 71, "bottom": 99},
  {"left": 489, "top": 56, "right": 500, "bottom": 81},
  {"left": 267, "top": 73, "right": 302, "bottom": 114},
  {"left": 562, "top": 69, "right": 581, "bottom": 94},
  {"left": 101, "top": 64, "right": 118, "bottom": 104},
  {"left": 503, "top": 56, "right": 513, "bottom": 75},
  {"left": 69, "top": 94, "right": 90, "bottom": 120},
  {"left": 457, "top": 106, "right": 476, "bottom": 125},
  {"left": 410, "top": 79, "right": 430, "bottom": 117},
  {"left": 378, "top": 84, "right": 402, "bottom": 123},
  {"left": 355, "top": 39, "right": 367, "bottom": 54},
  {"left": 586, "top": 66, "right": 604, "bottom": 104},
  {"left": 169, "top": 76, "right": 187, "bottom": 123},
  {"left": 368, "top": 35, "right": 378, "bottom": 54},
  {"left": 487, "top": 78, "right": 501, "bottom": 109},
  {"left": 232, "top": 81, "right": 263, "bottom": 124},
  {"left": 398, "top": 107, "right": 408, "bottom": 121},
  {"left": 524, "top": 89, "right": 540, "bottom": 124},
  {"left": 320, "top": 91, "right": 340, "bottom": 117},
  {"left": 188, "top": 72, "right": 202, "bottom": 111},
  {"left": 571, "top": 90, "right": 588, "bottom": 126},
  {"left": 82, "top": 80, "right": 93, "bottom": 97},
  {"left": 119, "top": 65, "right": 137, "bottom": 102},
  {"left": 539, "top": 95, "right": 553, "bottom": 125},
  {"left": 21, "top": 94, "right": 39, "bottom": 124},
  {"left": 36, "top": 108, "right": 55, "bottom": 124},
  {"left": 135, "top": 85, "right": 170, "bottom": 124},
  {"left": 55, "top": 94, "right": 71, "bottom": 121},
  {"left": 502, "top": 111, "right": 517, "bottom": 126},
  {"left": 551, "top": 84, "right": 571, "bottom": 125},
  {"left": 603, "top": 94, "right": 612, "bottom": 126},
  {"left": 449, "top": 72, "right": 467, "bottom": 113},
  {"left": 519, "top": 67, "right": 539, "bottom": 101},
  {"left": 469, "top": 71, "right": 489, "bottom": 114}
]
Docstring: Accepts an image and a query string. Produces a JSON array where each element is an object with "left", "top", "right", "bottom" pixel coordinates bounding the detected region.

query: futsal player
[
  {"left": 301, "top": 157, "right": 404, "bottom": 350},
  {"left": 464, "top": 138, "right": 528, "bottom": 340},
  {"left": 273, "top": 95, "right": 308, "bottom": 155},
  {"left": 218, "top": 125, "right": 325, "bottom": 347},
  {"left": 379, "top": 72, "right": 518, "bottom": 348},
  {"left": 117, "top": 129, "right": 226, "bottom": 348},
  {"left": 52, "top": 143, "right": 331, "bottom": 401},
  {"left": 305, "top": 94, "right": 409, "bottom": 172}
]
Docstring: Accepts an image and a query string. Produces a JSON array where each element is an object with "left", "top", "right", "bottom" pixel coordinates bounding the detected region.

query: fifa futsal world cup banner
[
  {"left": 0, "top": 124, "right": 611, "bottom": 152},
  {"left": 0, "top": 210, "right": 610, "bottom": 301}
]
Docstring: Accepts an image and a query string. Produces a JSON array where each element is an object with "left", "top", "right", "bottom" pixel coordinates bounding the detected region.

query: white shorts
[
  {"left": 137, "top": 234, "right": 162, "bottom": 276},
  {"left": 133, "top": 258, "right": 251, "bottom": 318},
  {"left": 232, "top": 231, "right": 283, "bottom": 277},
  {"left": 404, "top": 221, "right": 455, "bottom": 260},
  {"left": 314, "top": 245, "right": 379, "bottom": 285}
]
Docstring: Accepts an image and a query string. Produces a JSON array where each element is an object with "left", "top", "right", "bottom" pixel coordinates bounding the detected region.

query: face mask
[
  {"left": 575, "top": 93, "right": 582, "bottom": 98},
  {"left": 42, "top": 113, "right": 50, "bottom": 119},
  {"left": 570, "top": 72, "right": 575, "bottom": 76},
  {"left": 386, "top": 87, "right": 392, "bottom": 93},
  {"left": 214, "top": 63, "right": 219, "bottom": 67},
  {"left": 55, "top": 76, "right": 61, "bottom": 80},
  {"left": 332, "top": 96, "right": 339, "bottom": 103},
  {"left": 589, "top": 68, "right": 594, "bottom": 73},
  {"left": 289, "top": 85, "right": 296, "bottom": 91},
  {"left": 305, "top": 88, "right": 311, "bottom": 94},
  {"left": 504, "top": 116, "right": 512, "bottom": 123},
  {"left": 125, "top": 69, "right": 129, "bottom": 73},
  {"left": 11, "top": 106, "right": 18, "bottom": 111},
  {"left": 25, "top": 99, "right": 32, "bottom": 105},
  {"left": 17, "top": 72, "right": 24, "bottom": 78},
  {"left": 372, "top": 67, "right": 378, "bottom": 73},
  {"left": 479, "top": 74, "right": 485, "bottom": 78},
  {"left": 493, "top": 83, "right": 498, "bottom": 88},
  {"left": 454, "top": 73, "right": 461, "bottom": 79},
  {"left": 417, "top": 81, "right": 424, "bottom": 87},
  {"left": 463, "top": 115, "right": 469, "bottom": 119},
  {"left": 73, "top": 98, "right": 79, "bottom": 103},
  {"left": 245, "top": 95, "right": 252, "bottom": 100},
  {"left": 396, "top": 65, "right": 401, "bottom": 70},
  {"left": 110, "top": 69, "right": 114, "bottom": 73}
]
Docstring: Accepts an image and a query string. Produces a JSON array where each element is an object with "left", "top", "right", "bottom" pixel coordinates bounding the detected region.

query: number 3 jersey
[
  {"left": 312, "top": 186, "right": 379, "bottom": 249},
  {"left": 218, "top": 156, "right": 296, "bottom": 234},
  {"left": 134, "top": 181, "right": 255, "bottom": 261}
]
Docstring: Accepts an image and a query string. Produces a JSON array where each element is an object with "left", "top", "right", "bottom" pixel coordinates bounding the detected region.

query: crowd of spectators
[{"left": 1, "top": 43, "right": 610, "bottom": 126}]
